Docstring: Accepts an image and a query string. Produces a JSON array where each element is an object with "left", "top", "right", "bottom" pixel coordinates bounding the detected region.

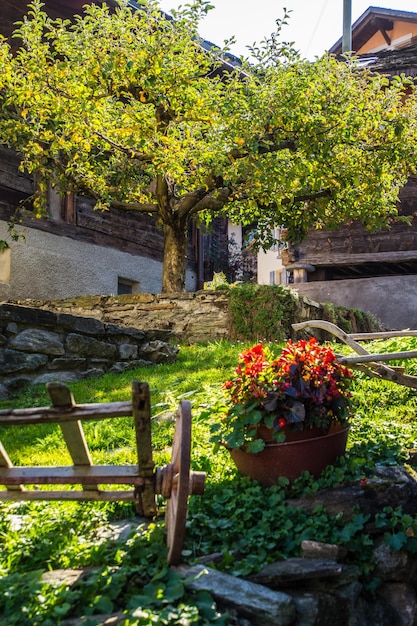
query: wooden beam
[
  {"left": 0, "top": 465, "right": 144, "bottom": 484},
  {"left": 0, "top": 490, "right": 137, "bottom": 502},
  {"left": 0, "top": 401, "right": 134, "bottom": 426},
  {"left": 375, "top": 18, "right": 392, "bottom": 46},
  {"left": 338, "top": 350, "right": 417, "bottom": 365},
  {"left": 349, "top": 330, "right": 417, "bottom": 340},
  {"left": 289, "top": 250, "right": 417, "bottom": 268}
]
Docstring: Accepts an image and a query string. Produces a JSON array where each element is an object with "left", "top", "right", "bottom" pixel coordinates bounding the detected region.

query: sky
[{"left": 158, "top": 0, "right": 417, "bottom": 60}]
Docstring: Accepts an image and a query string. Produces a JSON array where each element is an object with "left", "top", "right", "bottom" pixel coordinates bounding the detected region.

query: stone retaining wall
[
  {"left": 0, "top": 303, "right": 178, "bottom": 399},
  {"left": 8, "top": 291, "right": 330, "bottom": 343}
]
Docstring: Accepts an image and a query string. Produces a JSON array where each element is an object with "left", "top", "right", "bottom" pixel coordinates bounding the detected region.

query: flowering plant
[{"left": 210, "top": 338, "right": 354, "bottom": 453}]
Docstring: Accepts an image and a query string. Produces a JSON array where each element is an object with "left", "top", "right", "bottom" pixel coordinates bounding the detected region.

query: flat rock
[
  {"left": 249, "top": 557, "right": 342, "bottom": 586},
  {"left": 176, "top": 564, "right": 295, "bottom": 626}
]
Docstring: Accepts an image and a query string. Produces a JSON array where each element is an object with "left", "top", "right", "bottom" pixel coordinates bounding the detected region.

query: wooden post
[
  {"left": 47, "top": 382, "right": 98, "bottom": 492},
  {"left": 0, "top": 441, "right": 24, "bottom": 492},
  {"left": 132, "top": 382, "right": 156, "bottom": 517}
]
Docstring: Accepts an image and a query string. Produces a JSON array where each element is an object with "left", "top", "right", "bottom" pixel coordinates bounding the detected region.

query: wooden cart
[
  {"left": 292, "top": 320, "right": 417, "bottom": 389},
  {"left": 0, "top": 381, "right": 206, "bottom": 565}
]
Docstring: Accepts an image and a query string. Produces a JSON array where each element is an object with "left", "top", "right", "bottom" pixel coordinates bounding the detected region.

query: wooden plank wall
[{"left": 286, "top": 177, "right": 417, "bottom": 268}]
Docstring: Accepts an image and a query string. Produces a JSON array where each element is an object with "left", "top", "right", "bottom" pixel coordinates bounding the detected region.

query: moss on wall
[{"left": 226, "top": 285, "right": 383, "bottom": 342}]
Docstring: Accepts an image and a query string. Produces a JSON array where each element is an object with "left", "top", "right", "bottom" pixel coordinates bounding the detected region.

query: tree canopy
[{"left": 1, "top": 0, "right": 417, "bottom": 291}]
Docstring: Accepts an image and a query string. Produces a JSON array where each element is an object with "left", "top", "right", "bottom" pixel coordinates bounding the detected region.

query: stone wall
[
  {"left": 10, "top": 292, "right": 231, "bottom": 343},
  {"left": 0, "top": 303, "right": 178, "bottom": 399},
  {"left": 7, "top": 290, "right": 348, "bottom": 344}
]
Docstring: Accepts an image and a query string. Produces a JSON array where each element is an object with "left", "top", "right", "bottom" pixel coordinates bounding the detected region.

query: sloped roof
[
  {"left": 329, "top": 6, "right": 417, "bottom": 55},
  {"left": 358, "top": 42, "right": 417, "bottom": 78}
]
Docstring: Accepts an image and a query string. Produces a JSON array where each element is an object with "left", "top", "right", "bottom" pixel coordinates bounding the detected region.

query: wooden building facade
[
  {"left": 281, "top": 8, "right": 417, "bottom": 330},
  {"left": 0, "top": 0, "right": 209, "bottom": 298}
]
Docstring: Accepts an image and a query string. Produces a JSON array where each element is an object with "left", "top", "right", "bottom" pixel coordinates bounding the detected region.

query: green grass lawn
[{"left": 1, "top": 338, "right": 417, "bottom": 625}]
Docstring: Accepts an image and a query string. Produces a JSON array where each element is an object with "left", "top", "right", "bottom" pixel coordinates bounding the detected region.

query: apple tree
[{"left": 1, "top": 0, "right": 417, "bottom": 291}]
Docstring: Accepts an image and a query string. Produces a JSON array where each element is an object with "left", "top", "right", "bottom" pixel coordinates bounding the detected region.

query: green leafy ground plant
[{"left": 1, "top": 339, "right": 417, "bottom": 624}]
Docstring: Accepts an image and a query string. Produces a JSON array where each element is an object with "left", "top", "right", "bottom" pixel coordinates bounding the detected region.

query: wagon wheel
[{"left": 166, "top": 400, "right": 191, "bottom": 566}]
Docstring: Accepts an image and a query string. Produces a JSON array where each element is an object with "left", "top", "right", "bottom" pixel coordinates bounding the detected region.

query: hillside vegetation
[{"left": 1, "top": 336, "right": 417, "bottom": 624}]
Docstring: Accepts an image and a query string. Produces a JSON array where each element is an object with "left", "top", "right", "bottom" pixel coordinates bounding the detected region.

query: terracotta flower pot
[
  {"left": 256, "top": 423, "right": 329, "bottom": 443},
  {"left": 229, "top": 425, "right": 350, "bottom": 486}
]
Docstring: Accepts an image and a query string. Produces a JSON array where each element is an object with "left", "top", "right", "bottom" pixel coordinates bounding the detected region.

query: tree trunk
[{"left": 162, "top": 220, "right": 188, "bottom": 292}]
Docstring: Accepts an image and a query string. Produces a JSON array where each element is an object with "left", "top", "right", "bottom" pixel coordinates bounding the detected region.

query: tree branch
[
  {"left": 109, "top": 199, "right": 159, "bottom": 213},
  {"left": 187, "top": 187, "right": 232, "bottom": 216},
  {"left": 50, "top": 156, "right": 159, "bottom": 213},
  {"left": 93, "top": 130, "right": 154, "bottom": 162},
  {"left": 282, "top": 188, "right": 332, "bottom": 205},
  {"left": 228, "top": 138, "right": 296, "bottom": 162}
]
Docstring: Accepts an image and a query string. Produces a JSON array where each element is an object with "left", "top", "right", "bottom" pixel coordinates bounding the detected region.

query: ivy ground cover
[{"left": 1, "top": 338, "right": 417, "bottom": 624}]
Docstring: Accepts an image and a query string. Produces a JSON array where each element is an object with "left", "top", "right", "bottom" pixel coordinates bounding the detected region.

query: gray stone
[
  {"left": 0, "top": 304, "right": 57, "bottom": 327},
  {"left": 66, "top": 334, "right": 117, "bottom": 358},
  {"left": 139, "top": 340, "right": 178, "bottom": 364},
  {"left": 289, "top": 591, "right": 350, "bottom": 626},
  {"left": 33, "top": 371, "right": 81, "bottom": 385},
  {"left": 0, "top": 305, "right": 177, "bottom": 392},
  {"left": 250, "top": 558, "right": 342, "bottom": 586},
  {"left": 301, "top": 541, "right": 347, "bottom": 563},
  {"left": 334, "top": 580, "right": 363, "bottom": 610},
  {"left": 57, "top": 313, "right": 105, "bottom": 335},
  {"left": 354, "top": 594, "right": 400, "bottom": 626},
  {"left": 290, "top": 594, "right": 319, "bottom": 626},
  {"left": 81, "top": 368, "right": 105, "bottom": 379},
  {"left": 176, "top": 564, "right": 295, "bottom": 626},
  {"left": 48, "top": 358, "right": 87, "bottom": 371},
  {"left": 0, "top": 383, "right": 8, "bottom": 400},
  {"left": 108, "top": 363, "right": 128, "bottom": 374},
  {"left": 287, "top": 466, "right": 417, "bottom": 520},
  {"left": 144, "top": 329, "right": 176, "bottom": 342},
  {"left": 41, "top": 569, "right": 91, "bottom": 588},
  {"left": 0, "top": 349, "right": 48, "bottom": 374},
  {"left": 9, "top": 329, "right": 65, "bottom": 355},
  {"left": 119, "top": 343, "right": 138, "bottom": 360},
  {"left": 97, "top": 520, "right": 150, "bottom": 542},
  {"left": 3, "top": 376, "right": 32, "bottom": 392},
  {"left": 108, "top": 360, "right": 152, "bottom": 374},
  {"left": 377, "top": 582, "right": 417, "bottom": 626},
  {"left": 373, "top": 542, "right": 410, "bottom": 581},
  {"left": 105, "top": 324, "right": 145, "bottom": 340}
]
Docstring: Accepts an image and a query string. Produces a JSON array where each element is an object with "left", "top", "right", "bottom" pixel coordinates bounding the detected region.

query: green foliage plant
[
  {"left": 228, "top": 283, "right": 301, "bottom": 341},
  {"left": 1, "top": 1, "right": 417, "bottom": 290}
]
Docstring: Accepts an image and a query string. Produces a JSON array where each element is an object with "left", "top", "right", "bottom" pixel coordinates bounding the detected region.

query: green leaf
[
  {"left": 92, "top": 595, "right": 114, "bottom": 614},
  {"left": 387, "top": 532, "right": 408, "bottom": 551},
  {"left": 245, "top": 439, "right": 265, "bottom": 453}
]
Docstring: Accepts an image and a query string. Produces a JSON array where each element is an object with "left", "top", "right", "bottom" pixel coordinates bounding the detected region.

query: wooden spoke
[{"left": 166, "top": 400, "right": 191, "bottom": 566}]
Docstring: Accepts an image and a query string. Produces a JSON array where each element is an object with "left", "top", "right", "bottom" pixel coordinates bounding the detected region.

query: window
[
  {"left": 269, "top": 270, "right": 283, "bottom": 285},
  {"left": 117, "top": 278, "right": 140, "bottom": 295},
  {"left": 270, "top": 227, "right": 288, "bottom": 255}
]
